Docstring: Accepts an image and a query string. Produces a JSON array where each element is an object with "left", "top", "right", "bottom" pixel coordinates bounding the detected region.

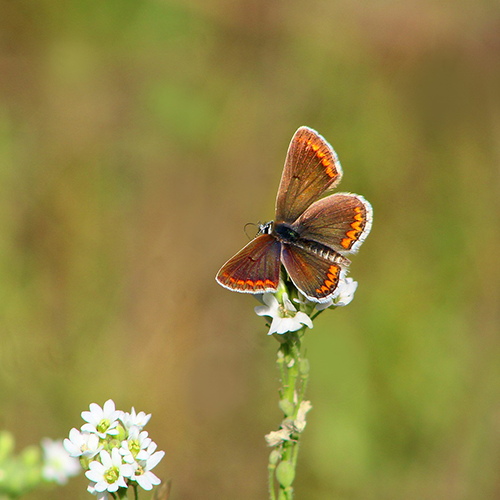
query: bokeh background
[{"left": 1, "top": 1, "right": 499, "bottom": 499}]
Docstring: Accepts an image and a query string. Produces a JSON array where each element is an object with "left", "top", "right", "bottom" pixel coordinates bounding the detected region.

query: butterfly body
[
  {"left": 216, "top": 127, "right": 372, "bottom": 303},
  {"left": 273, "top": 222, "right": 299, "bottom": 243}
]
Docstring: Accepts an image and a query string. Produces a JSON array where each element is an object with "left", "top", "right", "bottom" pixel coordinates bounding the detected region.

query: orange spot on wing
[
  {"left": 312, "top": 144, "right": 320, "bottom": 152},
  {"left": 351, "top": 221, "right": 362, "bottom": 231},
  {"left": 346, "top": 230, "right": 358, "bottom": 240},
  {"left": 321, "top": 285, "right": 329, "bottom": 293},
  {"left": 246, "top": 279, "right": 254, "bottom": 286},
  {"left": 341, "top": 238, "right": 351, "bottom": 249},
  {"left": 324, "top": 280, "right": 333, "bottom": 288},
  {"left": 265, "top": 279, "right": 275, "bottom": 287},
  {"left": 237, "top": 280, "right": 245, "bottom": 286},
  {"left": 255, "top": 280, "right": 264, "bottom": 287}
]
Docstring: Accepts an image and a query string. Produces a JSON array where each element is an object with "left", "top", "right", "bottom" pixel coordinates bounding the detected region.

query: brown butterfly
[{"left": 216, "top": 127, "right": 372, "bottom": 303}]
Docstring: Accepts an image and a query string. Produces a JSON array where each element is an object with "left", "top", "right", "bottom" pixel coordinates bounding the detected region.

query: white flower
[
  {"left": 64, "top": 428, "right": 101, "bottom": 458},
  {"left": 315, "top": 277, "right": 358, "bottom": 310},
  {"left": 85, "top": 449, "right": 133, "bottom": 494},
  {"left": 128, "top": 444, "right": 165, "bottom": 491},
  {"left": 265, "top": 428, "right": 293, "bottom": 447},
  {"left": 265, "top": 419, "right": 296, "bottom": 447},
  {"left": 265, "top": 401, "right": 313, "bottom": 447},
  {"left": 81, "top": 400, "right": 123, "bottom": 438},
  {"left": 120, "top": 407, "right": 151, "bottom": 431},
  {"left": 88, "top": 481, "right": 109, "bottom": 500},
  {"left": 41, "top": 438, "right": 81, "bottom": 485},
  {"left": 293, "top": 400, "right": 312, "bottom": 433},
  {"left": 120, "top": 428, "right": 152, "bottom": 464},
  {"left": 135, "top": 440, "right": 159, "bottom": 461},
  {"left": 255, "top": 293, "right": 313, "bottom": 335}
]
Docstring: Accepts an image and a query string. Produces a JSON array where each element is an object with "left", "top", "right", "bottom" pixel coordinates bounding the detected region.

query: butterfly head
[{"left": 257, "top": 221, "right": 274, "bottom": 235}]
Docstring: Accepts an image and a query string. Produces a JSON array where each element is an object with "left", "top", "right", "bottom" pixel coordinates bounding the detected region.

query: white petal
[
  {"left": 282, "top": 293, "right": 297, "bottom": 312},
  {"left": 94, "top": 480, "right": 109, "bottom": 492},
  {"left": 146, "top": 442, "right": 157, "bottom": 455},
  {"left": 110, "top": 448, "right": 123, "bottom": 466},
  {"left": 277, "top": 318, "right": 294, "bottom": 334},
  {"left": 255, "top": 305, "right": 272, "bottom": 316},
  {"left": 263, "top": 292, "right": 279, "bottom": 308},
  {"left": 136, "top": 474, "right": 154, "bottom": 490},
  {"left": 147, "top": 450, "right": 165, "bottom": 469},
  {"left": 107, "top": 482, "right": 119, "bottom": 493},
  {"left": 63, "top": 433, "right": 82, "bottom": 457},
  {"left": 295, "top": 312, "right": 313, "bottom": 329},
  {"left": 81, "top": 423, "right": 97, "bottom": 433},
  {"left": 99, "top": 450, "right": 113, "bottom": 468},
  {"left": 148, "top": 471, "right": 161, "bottom": 486},
  {"left": 268, "top": 317, "right": 282, "bottom": 335},
  {"left": 81, "top": 411, "right": 96, "bottom": 425},
  {"left": 120, "top": 463, "right": 135, "bottom": 478},
  {"left": 102, "top": 400, "right": 116, "bottom": 417}
]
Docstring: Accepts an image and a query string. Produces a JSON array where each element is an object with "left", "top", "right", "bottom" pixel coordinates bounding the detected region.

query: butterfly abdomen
[
  {"left": 291, "top": 239, "right": 351, "bottom": 266},
  {"left": 273, "top": 222, "right": 350, "bottom": 266}
]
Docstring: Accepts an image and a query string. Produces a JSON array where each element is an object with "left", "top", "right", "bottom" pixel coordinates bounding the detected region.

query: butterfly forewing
[
  {"left": 294, "top": 193, "right": 373, "bottom": 254},
  {"left": 275, "top": 127, "right": 343, "bottom": 224},
  {"left": 216, "top": 234, "right": 281, "bottom": 294},
  {"left": 281, "top": 244, "right": 346, "bottom": 302}
]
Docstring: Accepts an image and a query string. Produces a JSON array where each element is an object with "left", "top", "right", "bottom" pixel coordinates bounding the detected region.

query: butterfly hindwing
[
  {"left": 294, "top": 193, "right": 373, "bottom": 254},
  {"left": 281, "top": 243, "right": 346, "bottom": 302},
  {"left": 275, "top": 127, "right": 343, "bottom": 224},
  {"left": 216, "top": 234, "right": 281, "bottom": 294}
]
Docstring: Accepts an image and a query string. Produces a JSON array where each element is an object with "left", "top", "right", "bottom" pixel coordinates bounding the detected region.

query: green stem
[
  {"left": 268, "top": 328, "right": 310, "bottom": 500},
  {"left": 268, "top": 457, "right": 277, "bottom": 500}
]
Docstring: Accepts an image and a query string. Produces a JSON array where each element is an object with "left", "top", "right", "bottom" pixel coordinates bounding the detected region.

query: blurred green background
[{"left": 1, "top": 0, "right": 499, "bottom": 499}]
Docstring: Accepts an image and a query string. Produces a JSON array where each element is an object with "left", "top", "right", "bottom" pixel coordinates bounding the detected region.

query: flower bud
[
  {"left": 299, "top": 358, "right": 310, "bottom": 375},
  {"left": 279, "top": 399, "right": 295, "bottom": 417},
  {"left": 276, "top": 461, "right": 295, "bottom": 488},
  {"left": 269, "top": 450, "right": 281, "bottom": 465}
]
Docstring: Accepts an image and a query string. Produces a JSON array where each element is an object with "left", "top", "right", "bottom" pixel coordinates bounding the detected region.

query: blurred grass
[{"left": 1, "top": 0, "right": 500, "bottom": 499}]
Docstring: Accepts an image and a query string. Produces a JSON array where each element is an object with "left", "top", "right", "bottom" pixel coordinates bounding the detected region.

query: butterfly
[{"left": 216, "top": 126, "right": 373, "bottom": 303}]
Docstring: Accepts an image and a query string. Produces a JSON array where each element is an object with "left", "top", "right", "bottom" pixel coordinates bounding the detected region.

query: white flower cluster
[
  {"left": 255, "top": 292, "right": 313, "bottom": 335},
  {"left": 255, "top": 276, "right": 358, "bottom": 335},
  {"left": 63, "top": 400, "right": 164, "bottom": 499}
]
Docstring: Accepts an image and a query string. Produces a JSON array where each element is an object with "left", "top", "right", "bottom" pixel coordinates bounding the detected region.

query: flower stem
[
  {"left": 268, "top": 328, "right": 310, "bottom": 500},
  {"left": 268, "top": 456, "right": 278, "bottom": 500}
]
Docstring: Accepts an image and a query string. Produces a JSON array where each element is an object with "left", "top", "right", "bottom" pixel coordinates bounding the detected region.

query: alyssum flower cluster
[{"left": 64, "top": 400, "right": 164, "bottom": 499}]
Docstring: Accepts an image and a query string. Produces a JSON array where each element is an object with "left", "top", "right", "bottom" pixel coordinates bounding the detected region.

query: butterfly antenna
[{"left": 244, "top": 222, "right": 258, "bottom": 240}]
